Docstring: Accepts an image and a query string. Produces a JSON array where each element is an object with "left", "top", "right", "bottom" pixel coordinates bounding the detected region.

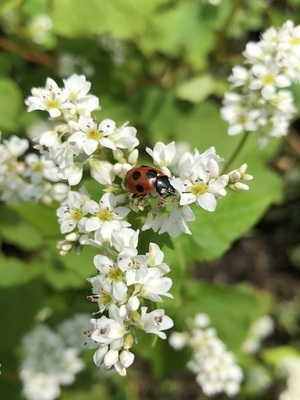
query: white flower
[
  {"left": 93, "top": 254, "right": 127, "bottom": 301},
  {"left": 91, "top": 305, "right": 127, "bottom": 345},
  {"left": 173, "top": 167, "right": 228, "bottom": 212},
  {"left": 138, "top": 267, "right": 173, "bottom": 302},
  {"left": 57, "top": 190, "right": 90, "bottom": 233},
  {"left": 170, "top": 313, "right": 243, "bottom": 397},
  {"left": 25, "top": 77, "right": 74, "bottom": 118},
  {"left": 19, "top": 323, "right": 85, "bottom": 400},
  {"left": 146, "top": 141, "right": 176, "bottom": 169},
  {"left": 107, "top": 121, "right": 139, "bottom": 149},
  {"left": 68, "top": 117, "right": 117, "bottom": 155},
  {"left": 89, "top": 159, "right": 115, "bottom": 185},
  {"left": 111, "top": 228, "right": 139, "bottom": 253},
  {"left": 63, "top": 74, "right": 100, "bottom": 116},
  {"left": 249, "top": 64, "right": 291, "bottom": 99},
  {"left": 137, "top": 307, "right": 174, "bottom": 339},
  {"left": 83, "top": 192, "right": 130, "bottom": 233}
]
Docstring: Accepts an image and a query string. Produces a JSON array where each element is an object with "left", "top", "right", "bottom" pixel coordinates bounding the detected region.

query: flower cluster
[
  {"left": 17, "top": 75, "right": 252, "bottom": 377},
  {"left": 84, "top": 230, "right": 174, "bottom": 376},
  {"left": 242, "top": 315, "right": 274, "bottom": 354},
  {"left": 169, "top": 313, "right": 243, "bottom": 397},
  {"left": 22, "top": 75, "right": 252, "bottom": 244},
  {"left": 277, "top": 356, "right": 300, "bottom": 400},
  {"left": 19, "top": 314, "right": 90, "bottom": 400},
  {"left": 0, "top": 135, "right": 68, "bottom": 204},
  {"left": 221, "top": 20, "right": 300, "bottom": 147}
]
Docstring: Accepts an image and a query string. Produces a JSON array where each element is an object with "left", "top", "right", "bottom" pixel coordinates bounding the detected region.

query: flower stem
[
  {"left": 221, "top": 131, "right": 250, "bottom": 173},
  {"left": 214, "top": 0, "right": 245, "bottom": 62}
]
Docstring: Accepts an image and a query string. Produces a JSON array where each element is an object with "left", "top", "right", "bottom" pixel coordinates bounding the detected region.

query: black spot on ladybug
[
  {"left": 146, "top": 169, "right": 158, "bottom": 179},
  {"left": 135, "top": 184, "right": 145, "bottom": 193},
  {"left": 132, "top": 171, "right": 141, "bottom": 180}
]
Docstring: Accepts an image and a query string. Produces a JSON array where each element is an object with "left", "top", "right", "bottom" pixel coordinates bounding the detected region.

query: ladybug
[{"left": 124, "top": 166, "right": 175, "bottom": 198}]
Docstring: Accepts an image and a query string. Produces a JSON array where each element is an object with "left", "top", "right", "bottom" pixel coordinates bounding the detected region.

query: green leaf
[
  {"left": 0, "top": 78, "right": 22, "bottom": 131},
  {"left": 10, "top": 203, "right": 60, "bottom": 238},
  {"left": 175, "top": 74, "right": 215, "bottom": 103},
  {"left": 262, "top": 346, "right": 300, "bottom": 367},
  {"left": 0, "top": 255, "right": 42, "bottom": 286},
  {"left": 181, "top": 281, "right": 264, "bottom": 351},
  {"left": 140, "top": 1, "right": 215, "bottom": 68},
  {"left": 0, "top": 204, "right": 44, "bottom": 251},
  {"left": 51, "top": 0, "right": 167, "bottom": 38},
  {"left": 0, "top": 280, "right": 43, "bottom": 350}
]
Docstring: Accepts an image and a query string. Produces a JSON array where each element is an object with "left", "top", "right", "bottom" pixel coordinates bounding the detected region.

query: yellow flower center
[
  {"left": 99, "top": 291, "right": 112, "bottom": 306},
  {"left": 45, "top": 98, "right": 60, "bottom": 109},
  {"left": 191, "top": 181, "right": 207, "bottom": 196},
  {"left": 87, "top": 128, "right": 102, "bottom": 140},
  {"left": 262, "top": 74, "right": 276, "bottom": 85},
  {"left": 108, "top": 267, "right": 125, "bottom": 282},
  {"left": 290, "top": 37, "right": 300, "bottom": 46},
  {"left": 97, "top": 209, "right": 114, "bottom": 221},
  {"left": 32, "top": 162, "right": 44, "bottom": 172},
  {"left": 71, "top": 208, "right": 83, "bottom": 222}
]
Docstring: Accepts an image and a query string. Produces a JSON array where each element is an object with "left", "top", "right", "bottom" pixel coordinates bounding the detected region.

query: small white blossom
[
  {"left": 170, "top": 313, "right": 243, "bottom": 397},
  {"left": 137, "top": 307, "right": 174, "bottom": 339}
]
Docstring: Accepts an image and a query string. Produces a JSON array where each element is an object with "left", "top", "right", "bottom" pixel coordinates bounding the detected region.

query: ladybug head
[{"left": 155, "top": 175, "right": 176, "bottom": 197}]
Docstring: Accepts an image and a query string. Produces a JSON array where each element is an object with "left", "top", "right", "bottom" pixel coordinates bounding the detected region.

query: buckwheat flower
[
  {"left": 63, "top": 74, "right": 100, "bottom": 116},
  {"left": 170, "top": 313, "right": 243, "bottom": 397},
  {"left": 117, "top": 252, "right": 149, "bottom": 286},
  {"left": 142, "top": 208, "right": 165, "bottom": 233},
  {"left": 111, "top": 227, "right": 139, "bottom": 253},
  {"left": 107, "top": 121, "right": 139, "bottom": 149},
  {"left": 242, "top": 315, "right": 274, "bottom": 354},
  {"left": 83, "top": 192, "right": 130, "bottom": 234},
  {"left": 169, "top": 332, "right": 190, "bottom": 350},
  {"left": 173, "top": 166, "right": 228, "bottom": 212},
  {"left": 158, "top": 204, "right": 195, "bottom": 237},
  {"left": 249, "top": 64, "right": 291, "bottom": 99},
  {"left": 91, "top": 304, "right": 127, "bottom": 345},
  {"left": 68, "top": 117, "right": 117, "bottom": 155},
  {"left": 137, "top": 307, "right": 174, "bottom": 339},
  {"left": 227, "top": 163, "right": 253, "bottom": 191},
  {"left": 89, "top": 159, "right": 115, "bottom": 185},
  {"left": 22, "top": 154, "right": 60, "bottom": 184},
  {"left": 222, "top": 20, "right": 300, "bottom": 146},
  {"left": 146, "top": 141, "right": 176, "bottom": 169},
  {"left": 93, "top": 254, "right": 127, "bottom": 301},
  {"left": 19, "top": 324, "right": 85, "bottom": 400},
  {"left": 58, "top": 313, "right": 92, "bottom": 351},
  {"left": 221, "top": 93, "right": 262, "bottom": 136},
  {"left": 28, "top": 14, "right": 53, "bottom": 45},
  {"left": 146, "top": 242, "right": 165, "bottom": 268},
  {"left": 57, "top": 189, "right": 90, "bottom": 233},
  {"left": 3, "top": 135, "right": 29, "bottom": 157},
  {"left": 277, "top": 356, "right": 300, "bottom": 400},
  {"left": 25, "top": 77, "right": 74, "bottom": 118},
  {"left": 88, "top": 276, "right": 116, "bottom": 312},
  {"left": 137, "top": 267, "right": 173, "bottom": 302}
]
